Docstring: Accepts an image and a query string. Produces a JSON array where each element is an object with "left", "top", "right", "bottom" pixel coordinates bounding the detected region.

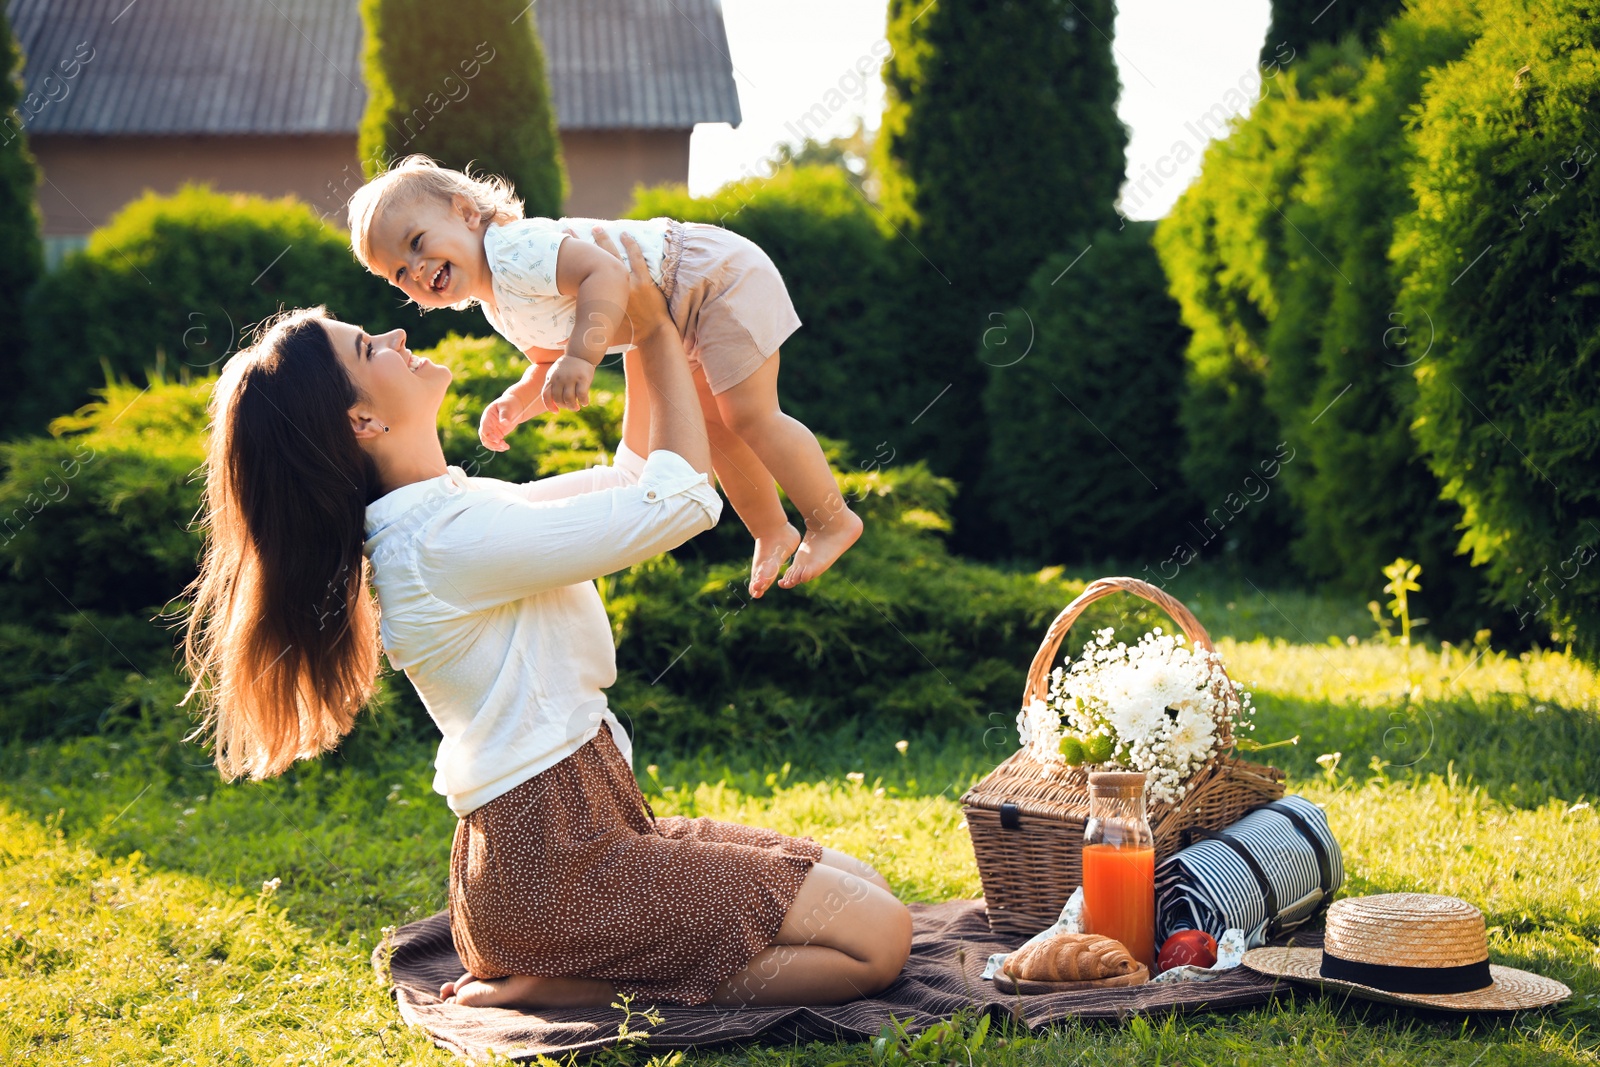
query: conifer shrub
[
  {"left": 1161, "top": 2, "right": 1490, "bottom": 614},
  {"left": 1263, "top": 0, "right": 1487, "bottom": 623},
  {"left": 1395, "top": 0, "right": 1600, "bottom": 658},
  {"left": 1153, "top": 46, "right": 1363, "bottom": 570},
  {"left": 981, "top": 222, "right": 1195, "bottom": 566},
  {"left": 0, "top": 336, "right": 1141, "bottom": 744},
  {"left": 1259, "top": 0, "right": 1405, "bottom": 65}
]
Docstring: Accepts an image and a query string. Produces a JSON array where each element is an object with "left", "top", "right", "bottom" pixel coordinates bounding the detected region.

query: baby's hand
[
  {"left": 479, "top": 393, "right": 528, "bottom": 452},
  {"left": 541, "top": 355, "right": 595, "bottom": 413}
]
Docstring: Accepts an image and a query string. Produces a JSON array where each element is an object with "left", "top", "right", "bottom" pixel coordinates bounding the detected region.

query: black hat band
[{"left": 1318, "top": 951, "right": 1494, "bottom": 995}]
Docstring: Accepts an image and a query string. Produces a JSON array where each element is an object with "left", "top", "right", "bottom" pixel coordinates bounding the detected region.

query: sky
[{"left": 688, "top": 0, "right": 1275, "bottom": 221}]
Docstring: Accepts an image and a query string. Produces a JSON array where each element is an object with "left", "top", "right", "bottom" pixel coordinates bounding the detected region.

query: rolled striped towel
[{"left": 1155, "top": 796, "right": 1343, "bottom": 949}]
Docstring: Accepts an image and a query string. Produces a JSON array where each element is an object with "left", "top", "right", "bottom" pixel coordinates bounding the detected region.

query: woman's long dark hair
[{"left": 181, "top": 307, "right": 384, "bottom": 780}]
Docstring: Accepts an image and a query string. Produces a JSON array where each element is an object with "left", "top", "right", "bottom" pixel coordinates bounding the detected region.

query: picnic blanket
[{"left": 377, "top": 899, "right": 1318, "bottom": 1061}]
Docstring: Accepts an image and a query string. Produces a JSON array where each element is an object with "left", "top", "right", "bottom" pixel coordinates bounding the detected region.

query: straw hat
[{"left": 1243, "top": 893, "right": 1570, "bottom": 1011}]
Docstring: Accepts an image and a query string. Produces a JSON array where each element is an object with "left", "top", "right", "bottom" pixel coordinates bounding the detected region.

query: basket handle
[{"left": 1022, "top": 576, "right": 1235, "bottom": 748}]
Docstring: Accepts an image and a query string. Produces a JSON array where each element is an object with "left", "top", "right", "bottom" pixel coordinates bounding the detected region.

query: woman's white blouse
[
  {"left": 479, "top": 216, "right": 672, "bottom": 352},
  {"left": 362, "top": 445, "right": 720, "bottom": 816}
]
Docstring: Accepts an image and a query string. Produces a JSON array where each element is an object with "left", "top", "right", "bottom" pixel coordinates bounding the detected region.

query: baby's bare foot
[
  {"left": 750, "top": 523, "right": 801, "bottom": 599},
  {"left": 779, "top": 508, "right": 863, "bottom": 589}
]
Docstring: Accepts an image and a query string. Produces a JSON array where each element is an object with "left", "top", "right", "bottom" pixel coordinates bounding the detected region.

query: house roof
[{"left": 7, "top": 0, "right": 742, "bottom": 135}]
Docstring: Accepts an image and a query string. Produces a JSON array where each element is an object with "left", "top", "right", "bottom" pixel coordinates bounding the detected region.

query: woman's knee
[
  {"left": 776, "top": 865, "right": 912, "bottom": 984},
  {"left": 863, "top": 894, "right": 913, "bottom": 991}
]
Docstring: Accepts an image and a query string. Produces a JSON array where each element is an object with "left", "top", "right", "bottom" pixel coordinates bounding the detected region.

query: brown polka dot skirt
[{"left": 447, "top": 721, "right": 823, "bottom": 1007}]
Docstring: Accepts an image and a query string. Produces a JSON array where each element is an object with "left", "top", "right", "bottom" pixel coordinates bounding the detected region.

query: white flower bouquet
[{"left": 1015, "top": 626, "right": 1255, "bottom": 805}]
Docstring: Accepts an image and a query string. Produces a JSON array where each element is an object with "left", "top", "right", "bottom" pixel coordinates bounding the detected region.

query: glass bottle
[{"left": 1081, "top": 770, "right": 1157, "bottom": 970}]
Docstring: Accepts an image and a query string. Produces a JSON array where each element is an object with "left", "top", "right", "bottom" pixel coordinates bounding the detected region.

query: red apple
[{"left": 1158, "top": 929, "right": 1218, "bottom": 972}]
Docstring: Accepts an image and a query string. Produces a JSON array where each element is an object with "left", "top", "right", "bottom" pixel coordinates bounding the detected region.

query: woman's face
[{"left": 321, "top": 320, "right": 452, "bottom": 435}]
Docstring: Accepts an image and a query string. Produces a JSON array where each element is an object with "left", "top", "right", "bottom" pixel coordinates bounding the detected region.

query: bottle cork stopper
[{"left": 1088, "top": 770, "right": 1149, "bottom": 796}]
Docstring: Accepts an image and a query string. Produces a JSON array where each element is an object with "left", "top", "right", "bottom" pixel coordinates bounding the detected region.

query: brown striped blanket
[{"left": 377, "top": 899, "right": 1309, "bottom": 1060}]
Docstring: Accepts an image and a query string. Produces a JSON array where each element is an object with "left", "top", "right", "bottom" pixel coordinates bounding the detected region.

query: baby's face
[{"left": 365, "top": 195, "right": 486, "bottom": 309}]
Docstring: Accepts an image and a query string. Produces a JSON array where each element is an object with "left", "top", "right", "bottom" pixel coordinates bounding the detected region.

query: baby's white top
[
  {"left": 480, "top": 216, "right": 672, "bottom": 353},
  {"left": 362, "top": 443, "right": 721, "bottom": 816}
]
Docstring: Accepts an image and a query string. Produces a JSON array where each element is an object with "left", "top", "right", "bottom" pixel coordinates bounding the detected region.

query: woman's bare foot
[
  {"left": 778, "top": 508, "right": 863, "bottom": 589},
  {"left": 440, "top": 971, "right": 617, "bottom": 1009},
  {"left": 750, "top": 523, "right": 801, "bottom": 599}
]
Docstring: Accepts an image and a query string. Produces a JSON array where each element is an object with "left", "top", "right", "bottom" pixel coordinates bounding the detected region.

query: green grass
[{"left": 1, "top": 582, "right": 1597, "bottom": 1065}]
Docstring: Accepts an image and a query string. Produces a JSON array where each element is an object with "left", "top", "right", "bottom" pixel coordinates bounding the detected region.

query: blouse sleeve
[
  {"left": 463, "top": 442, "right": 646, "bottom": 503},
  {"left": 486, "top": 217, "right": 569, "bottom": 300},
  {"left": 419, "top": 449, "right": 720, "bottom": 611}
]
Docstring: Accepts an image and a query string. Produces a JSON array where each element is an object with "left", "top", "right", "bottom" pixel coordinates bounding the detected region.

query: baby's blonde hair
[{"left": 347, "top": 154, "right": 524, "bottom": 272}]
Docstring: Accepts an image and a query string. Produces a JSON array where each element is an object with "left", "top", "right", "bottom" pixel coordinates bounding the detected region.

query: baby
[{"left": 348, "top": 156, "right": 861, "bottom": 596}]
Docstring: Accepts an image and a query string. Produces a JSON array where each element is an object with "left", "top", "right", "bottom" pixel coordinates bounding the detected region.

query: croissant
[{"left": 1003, "top": 932, "right": 1139, "bottom": 982}]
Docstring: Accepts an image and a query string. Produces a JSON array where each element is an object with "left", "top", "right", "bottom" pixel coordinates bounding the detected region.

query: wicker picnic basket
[{"left": 961, "top": 576, "right": 1286, "bottom": 937}]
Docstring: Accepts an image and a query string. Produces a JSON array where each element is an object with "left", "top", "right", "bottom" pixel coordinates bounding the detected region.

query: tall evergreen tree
[
  {"left": 0, "top": 6, "right": 43, "bottom": 435},
  {"left": 1260, "top": 0, "right": 1404, "bottom": 64},
  {"left": 982, "top": 223, "right": 1195, "bottom": 567},
  {"left": 872, "top": 0, "right": 1128, "bottom": 548},
  {"left": 358, "top": 0, "right": 566, "bottom": 217}
]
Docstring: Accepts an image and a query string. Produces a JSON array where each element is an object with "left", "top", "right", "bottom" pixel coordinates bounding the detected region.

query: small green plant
[
  {"left": 871, "top": 1009, "right": 1031, "bottom": 1066},
  {"left": 1235, "top": 733, "right": 1299, "bottom": 754},
  {"left": 1369, "top": 557, "right": 1431, "bottom": 698},
  {"left": 526, "top": 993, "right": 673, "bottom": 1067},
  {"left": 1384, "top": 558, "right": 1424, "bottom": 647},
  {"left": 1369, "top": 557, "right": 1425, "bottom": 648},
  {"left": 609, "top": 993, "right": 664, "bottom": 1049}
]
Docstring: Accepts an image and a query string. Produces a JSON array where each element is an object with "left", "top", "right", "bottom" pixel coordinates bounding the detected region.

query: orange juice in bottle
[{"left": 1081, "top": 770, "right": 1156, "bottom": 970}]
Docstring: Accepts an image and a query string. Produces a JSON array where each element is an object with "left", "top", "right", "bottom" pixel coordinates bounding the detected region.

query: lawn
[{"left": 1, "top": 581, "right": 1596, "bottom": 1066}]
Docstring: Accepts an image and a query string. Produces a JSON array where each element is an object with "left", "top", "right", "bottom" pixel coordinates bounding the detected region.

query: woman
[{"left": 181, "top": 232, "right": 912, "bottom": 1010}]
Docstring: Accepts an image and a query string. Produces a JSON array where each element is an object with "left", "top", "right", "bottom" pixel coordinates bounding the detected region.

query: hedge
[
  {"left": 1262, "top": 0, "right": 1488, "bottom": 624},
  {"left": 1152, "top": 45, "right": 1361, "bottom": 571},
  {"left": 19, "top": 186, "right": 463, "bottom": 434},
  {"left": 1163, "top": 1, "right": 1492, "bottom": 617},
  {"left": 0, "top": 333, "right": 1152, "bottom": 747},
  {"left": 1395, "top": 0, "right": 1600, "bottom": 659}
]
